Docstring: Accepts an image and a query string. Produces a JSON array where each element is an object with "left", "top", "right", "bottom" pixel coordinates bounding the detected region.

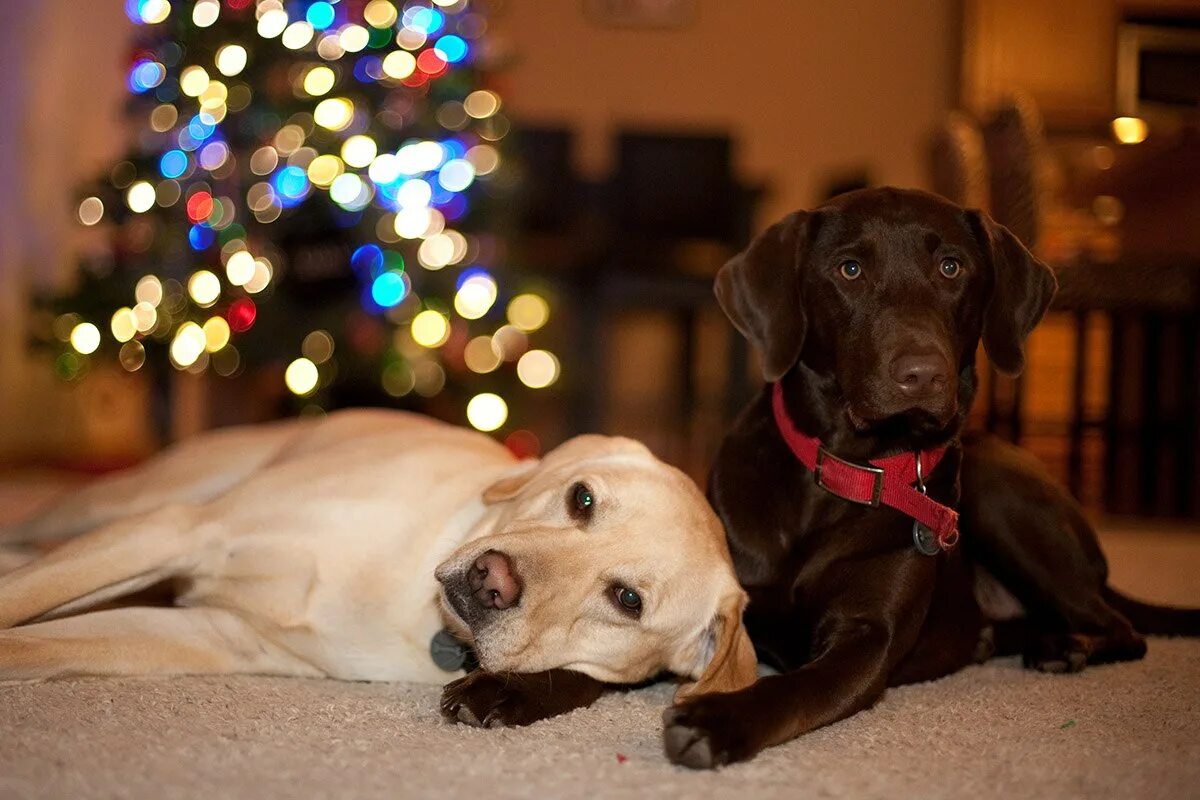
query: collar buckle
[{"left": 814, "top": 446, "right": 885, "bottom": 506}]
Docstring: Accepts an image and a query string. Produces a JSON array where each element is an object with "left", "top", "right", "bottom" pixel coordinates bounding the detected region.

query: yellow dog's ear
[
  {"left": 675, "top": 591, "right": 757, "bottom": 702},
  {"left": 483, "top": 435, "right": 651, "bottom": 505}
]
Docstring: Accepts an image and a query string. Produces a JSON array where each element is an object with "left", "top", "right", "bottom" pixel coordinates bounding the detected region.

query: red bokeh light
[
  {"left": 226, "top": 298, "right": 257, "bottom": 332},
  {"left": 415, "top": 50, "right": 447, "bottom": 77},
  {"left": 503, "top": 430, "right": 541, "bottom": 460},
  {"left": 186, "top": 191, "right": 214, "bottom": 223}
]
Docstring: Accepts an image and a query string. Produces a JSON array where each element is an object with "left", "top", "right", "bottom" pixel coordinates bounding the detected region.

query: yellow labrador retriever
[{"left": 0, "top": 411, "right": 755, "bottom": 722}]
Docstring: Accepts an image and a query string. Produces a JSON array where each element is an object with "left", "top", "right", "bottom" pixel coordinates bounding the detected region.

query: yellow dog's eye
[
  {"left": 839, "top": 260, "right": 862, "bottom": 280},
  {"left": 939, "top": 257, "right": 962, "bottom": 279},
  {"left": 614, "top": 586, "right": 642, "bottom": 615},
  {"left": 569, "top": 482, "right": 595, "bottom": 519}
]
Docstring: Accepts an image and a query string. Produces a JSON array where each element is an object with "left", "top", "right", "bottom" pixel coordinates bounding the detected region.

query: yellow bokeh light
[
  {"left": 506, "top": 293, "right": 550, "bottom": 332},
  {"left": 410, "top": 309, "right": 450, "bottom": 348},
  {"left": 302, "top": 330, "right": 335, "bottom": 363},
  {"left": 466, "top": 393, "right": 508, "bottom": 432},
  {"left": 382, "top": 50, "right": 416, "bottom": 79},
  {"left": 303, "top": 65, "right": 336, "bottom": 96},
  {"left": 306, "top": 154, "right": 345, "bottom": 187},
  {"left": 180, "top": 65, "right": 211, "bottom": 97},
  {"left": 364, "top": 0, "right": 398, "bottom": 27},
  {"left": 314, "top": 97, "right": 355, "bottom": 131},
  {"left": 244, "top": 258, "right": 273, "bottom": 293},
  {"left": 69, "top": 322, "right": 101, "bottom": 355},
  {"left": 454, "top": 274, "right": 497, "bottom": 320},
  {"left": 1111, "top": 116, "right": 1148, "bottom": 145},
  {"left": 339, "top": 24, "right": 370, "bottom": 52},
  {"left": 188, "top": 270, "right": 222, "bottom": 307},
  {"left": 466, "top": 144, "right": 500, "bottom": 175},
  {"left": 215, "top": 44, "right": 247, "bottom": 76},
  {"left": 285, "top": 357, "right": 320, "bottom": 396},
  {"left": 463, "top": 90, "right": 501, "bottom": 119},
  {"left": 193, "top": 0, "right": 220, "bottom": 27},
  {"left": 282, "top": 21, "right": 314, "bottom": 49},
  {"left": 78, "top": 197, "right": 104, "bottom": 226},
  {"left": 139, "top": 0, "right": 171, "bottom": 24},
  {"left": 417, "top": 233, "right": 455, "bottom": 270},
  {"left": 517, "top": 349, "right": 560, "bottom": 389},
  {"left": 393, "top": 206, "right": 433, "bottom": 239},
  {"left": 341, "top": 135, "right": 377, "bottom": 168},
  {"left": 464, "top": 336, "right": 500, "bottom": 374},
  {"left": 126, "top": 181, "right": 156, "bottom": 213},
  {"left": 132, "top": 301, "right": 158, "bottom": 333},
  {"left": 150, "top": 104, "right": 178, "bottom": 132},
  {"left": 170, "top": 322, "right": 207, "bottom": 368},
  {"left": 110, "top": 308, "right": 138, "bottom": 343},
  {"left": 257, "top": 7, "right": 289, "bottom": 38},
  {"left": 202, "top": 316, "right": 231, "bottom": 352},
  {"left": 225, "top": 250, "right": 256, "bottom": 286},
  {"left": 135, "top": 275, "right": 163, "bottom": 306}
]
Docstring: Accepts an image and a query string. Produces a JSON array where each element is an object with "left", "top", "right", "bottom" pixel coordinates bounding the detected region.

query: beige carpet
[{"left": 1, "top": 474, "right": 1198, "bottom": 798}]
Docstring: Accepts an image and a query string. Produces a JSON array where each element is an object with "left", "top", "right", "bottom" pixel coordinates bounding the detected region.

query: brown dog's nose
[
  {"left": 468, "top": 551, "right": 522, "bottom": 610},
  {"left": 890, "top": 352, "right": 951, "bottom": 396}
]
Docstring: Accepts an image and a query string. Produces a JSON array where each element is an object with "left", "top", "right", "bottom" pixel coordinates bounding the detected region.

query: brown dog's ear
[
  {"left": 675, "top": 592, "right": 757, "bottom": 702},
  {"left": 971, "top": 211, "right": 1057, "bottom": 375},
  {"left": 714, "top": 211, "right": 817, "bottom": 382}
]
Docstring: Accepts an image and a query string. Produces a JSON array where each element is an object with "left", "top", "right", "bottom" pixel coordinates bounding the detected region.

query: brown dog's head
[
  {"left": 716, "top": 187, "right": 1056, "bottom": 437},
  {"left": 435, "top": 435, "right": 756, "bottom": 699}
]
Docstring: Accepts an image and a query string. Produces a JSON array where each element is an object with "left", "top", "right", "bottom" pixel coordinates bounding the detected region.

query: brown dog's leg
[
  {"left": 0, "top": 606, "right": 322, "bottom": 680},
  {"left": 441, "top": 668, "right": 606, "bottom": 728},
  {"left": 663, "top": 618, "right": 895, "bottom": 769}
]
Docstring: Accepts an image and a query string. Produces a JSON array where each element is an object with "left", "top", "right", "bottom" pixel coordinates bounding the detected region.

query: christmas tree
[{"left": 41, "top": 0, "right": 558, "bottom": 439}]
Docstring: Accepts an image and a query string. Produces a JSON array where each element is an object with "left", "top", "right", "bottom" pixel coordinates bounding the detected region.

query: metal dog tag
[
  {"left": 912, "top": 521, "right": 940, "bottom": 556},
  {"left": 430, "top": 629, "right": 470, "bottom": 672}
]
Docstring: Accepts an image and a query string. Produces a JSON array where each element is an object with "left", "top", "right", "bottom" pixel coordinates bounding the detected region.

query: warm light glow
[
  {"left": 393, "top": 206, "right": 433, "bottom": 239},
  {"left": 417, "top": 234, "right": 454, "bottom": 269},
  {"left": 281, "top": 21, "right": 315, "bottom": 49},
  {"left": 463, "top": 336, "right": 500, "bottom": 373},
  {"left": 303, "top": 65, "right": 336, "bottom": 96},
  {"left": 215, "top": 44, "right": 247, "bottom": 76},
  {"left": 180, "top": 65, "right": 211, "bottom": 97},
  {"left": 70, "top": 322, "right": 101, "bottom": 354},
  {"left": 110, "top": 308, "right": 138, "bottom": 343},
  {"left": 285, "top": 357, "right": 320, "bottom": 396},
  {"left": 78, "top": 197, "right": 104, "bottom": 226},
  {"left": 314, "top": 97, "right": 355, "bottom": 131},
  {"left": 307, "top": 154, "right": 345, "bottom": 187},
  {"left": 517, "top": 349, "right": 560, "bottom": 389},
  {"left": 203, "top": 316, "right": 231, "bottom": 352},
  {"left": 193, "top": 0, "right": 220, "bottom": 27},
  {"left": 302, "top": 330, "right": 335, "bottom": 363},
  {"left": 170, "top": 322, "right": 207, "bottom": 368},
  {"left": 382, "top": 50, "right": 417, "bottom": 79},
  {"left": 364, "top": 0, "right": 399, "bottom": 27},
  {"left": 410, "top": 309, "right": 450, "bottom": 348},
  {"left": 135, "top": 275, "right": 163, "bottom": 306},
  {"left": 463, "top": 90, "right": 500, "bottom": 119},
  {"left": 126, "top": 181, "right": 156, "bottom": 213},
  {"left": 507, "top": 293, "right": 550, "bottom": 332},
  {"left": 132, "top": 301, "right": 157, "bottom": 333},
  {"left": 1111, "top": 116, "right": 1148, "bottom": 145},
  {"left": 341, "top": 135, "right": 377, "bottom": 168},
  {"left": 225, "top": 250, "right": 256, "bottom": 285},
  {"left": 466, "top": 393, "right": 508, "bottom": 432},
  {"left": 257, "top": 8, "right": 289, "bottom": 38},
  {"left": 188, "top": 270, "right": 221, "bottom": 306},
  {"left": 454, "top": 273, "right": 497, "bottom": 319},
  {"left": 339, "top": 24, "right": 370, "bottom": 52},
  {"left": 244, "top": 259, "right": 273, "bottom": 293}
]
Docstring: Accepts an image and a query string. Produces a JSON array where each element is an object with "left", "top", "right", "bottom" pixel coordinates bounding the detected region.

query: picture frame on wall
[{"left": 583, "top": 0, "right": 698, "bottom": 30}]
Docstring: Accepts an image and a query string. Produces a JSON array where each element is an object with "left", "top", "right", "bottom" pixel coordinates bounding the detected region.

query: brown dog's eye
[
  {"left": 838, "top": 260, "right": 862, "bottom": 280},
  {"left": 939, "top": 258, "right": 962, "bottom": 279},
  {"left": 569, "top": 482, "right": 595, "bottom": 519},
  {"left": 613, "top": 586, "right": 643, "bottom": 616}
]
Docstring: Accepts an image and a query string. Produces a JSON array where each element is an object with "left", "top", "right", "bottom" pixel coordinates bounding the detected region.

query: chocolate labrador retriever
[
  {"left": 439, "top": 187, "right": 1197, "bottom": 761},
  {"left": 660, "top": 186, "right": 1200, "bottom": 767}
]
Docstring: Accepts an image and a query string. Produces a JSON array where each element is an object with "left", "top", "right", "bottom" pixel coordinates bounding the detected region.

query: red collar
[{"left": 771, "top": 383, "right": 960, "bottom": 551}]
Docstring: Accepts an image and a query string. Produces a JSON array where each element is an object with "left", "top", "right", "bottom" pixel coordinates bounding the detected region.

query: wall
[{"left": 493, "top": 0, "right": 959, "bottom": 223}]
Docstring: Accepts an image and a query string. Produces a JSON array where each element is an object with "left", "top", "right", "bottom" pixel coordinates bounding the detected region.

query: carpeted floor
[{"left": 1, "top": 475, "right": 1198, "bottom": 799}]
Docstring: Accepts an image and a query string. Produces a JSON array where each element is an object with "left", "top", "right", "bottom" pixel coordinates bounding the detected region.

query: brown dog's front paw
[
  {"left": 441, "top": 671, "right": 533, "bottom": 728},
  {"left": 1023, "top": 633, "right": 1089, "bottom": 673},
  {"left": 662, "top": 698, "right": 758, "bottom": 769}
]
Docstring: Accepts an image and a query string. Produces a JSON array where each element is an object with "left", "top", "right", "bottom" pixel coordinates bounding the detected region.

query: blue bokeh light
[
  {"left": 306, "top": 1, "right": 336, "bottom": 30},
  {"left": 160, "top": 149, "right": 188, "bottom": 179},
  {"left": 351, "top": 244, "right": 385, "bottom": 277},
  {"left": 403, "top": 7, "right": 444, "bottom": 35},
  {"left": 189, "top": 224, "right": 216, "bottom": 251},
  {"left": 371, "top": 271, "right": 408, "bottom": 308},
  {"left": 434, "top": 35, "right": 468, "bottom": 63}
]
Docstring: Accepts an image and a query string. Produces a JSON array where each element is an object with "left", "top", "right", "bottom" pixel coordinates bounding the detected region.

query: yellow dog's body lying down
[{"left": 0, "top": 411, "right": 756, "bottom": 699}]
